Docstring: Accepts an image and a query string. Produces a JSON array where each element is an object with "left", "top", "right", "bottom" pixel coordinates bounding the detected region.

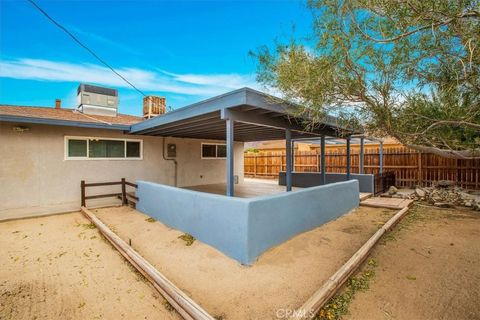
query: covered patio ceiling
[
  {"left": 130, "top": 87, "right": 363, "bottom": 197},
  {"left": 130, "top": 87, "right": 355, "bottom": 141}
]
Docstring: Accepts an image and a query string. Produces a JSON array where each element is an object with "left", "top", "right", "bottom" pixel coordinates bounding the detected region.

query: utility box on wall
[{"left": 167, "top": 144, "right": 176, "bottom": 157}]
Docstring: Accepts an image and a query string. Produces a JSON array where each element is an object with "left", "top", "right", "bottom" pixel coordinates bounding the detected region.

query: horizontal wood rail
[
  {"left": 125, "top": 181, "right": 138, "bottom": 188},
  {"left": 85, "top": 193, "right": 122, "bottom": 200},
  {"left": 81, "top": 178, "right": 138, "bottom": 207}
]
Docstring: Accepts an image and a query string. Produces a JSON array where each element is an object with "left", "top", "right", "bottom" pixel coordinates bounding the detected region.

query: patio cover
[
  {"left": 130, "top": 87, "right": 348, "bottom": 140},
  {"left": 129, "top": 87, "right": 358, "bottom": 196}
]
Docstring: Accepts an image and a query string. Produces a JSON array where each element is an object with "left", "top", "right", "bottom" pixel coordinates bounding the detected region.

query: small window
[
  {"left": 201, "top": 143, "right": 226, "bottom": 159},
  {"left": 126, "top": 141, "right": 141, "bottom": 158},
  {"left": 68, "top": 139, "right": 87, "bottom": 157},
  {"left": 217, "top": 145, "right": 227, "bottom": 158},
  {"left": 89, "top": 139, "right": 125, "bottom": 158},
  {"left": 65, "top": 137, "right": 142, "bottom": 160}
]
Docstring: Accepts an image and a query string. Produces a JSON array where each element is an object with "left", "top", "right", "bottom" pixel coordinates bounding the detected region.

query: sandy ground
[
  {"left": 93, "top": 205, "right": 397, "bottom": 319},
  {"left": 0, "top": 212, "right": 180, "bottom": 320},
  {"left": 346, "top": 205, "right": 480, "bottom": 320}
]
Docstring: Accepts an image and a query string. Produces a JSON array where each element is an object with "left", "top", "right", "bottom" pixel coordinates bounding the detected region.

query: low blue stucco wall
[
  {"left": 279, "top": 172, "right": 374, "bottom": 193},
  {"left": 136, "top": 181, "right": 251, "bottom": 263},
  {"left": 246, "top": 180, "right": 359, "bottom": 263},
  {"left": 136, "top": 179, "right": 359, "bottom": 265}
]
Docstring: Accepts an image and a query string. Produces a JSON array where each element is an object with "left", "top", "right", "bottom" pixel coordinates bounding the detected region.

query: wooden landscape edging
[
  {"left": 292, "top": 205, "right": 411, "bottom": 319},
  {"left": 80, "top": 206, "right": 214, "bottom": 320}
]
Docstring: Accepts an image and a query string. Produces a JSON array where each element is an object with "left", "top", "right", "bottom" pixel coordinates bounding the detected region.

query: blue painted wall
[
  {"left": 136, "top": 180, "right": 359, "bottom": 265},
  {"left": 247, "top": 180, "right": 359, "bottom": 263},
  {"left": 136, "top": 181, "right": 251, "bottom": 263},
  {"left": 279, "top": 172, "right": 374, "bottom": 193}
]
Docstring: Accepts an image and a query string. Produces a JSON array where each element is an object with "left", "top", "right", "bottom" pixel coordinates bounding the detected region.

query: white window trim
[
  {"left": 201, "top": 142, "right": 227, "bottom": 159},
  {"left": 64, "top": 136, "right": 143, "bottom": 160}
]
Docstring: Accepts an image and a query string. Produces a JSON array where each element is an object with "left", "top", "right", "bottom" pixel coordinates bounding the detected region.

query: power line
[{"left": 26, "top": 0, "right": 147, "bottom": 97}]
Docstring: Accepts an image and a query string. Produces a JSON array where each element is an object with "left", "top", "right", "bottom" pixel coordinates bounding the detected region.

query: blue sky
[{"left": 0, "top": 0, "right": 312, "bottom": 115}]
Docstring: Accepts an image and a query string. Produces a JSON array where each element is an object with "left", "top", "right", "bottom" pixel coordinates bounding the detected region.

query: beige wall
[{"left": 0, "top": 122, "right": 244, "bottom": 220}]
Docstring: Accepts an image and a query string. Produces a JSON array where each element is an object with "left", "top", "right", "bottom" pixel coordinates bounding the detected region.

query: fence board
[{"left": 244, "top": 146, "right": 480, "bottom": 190}]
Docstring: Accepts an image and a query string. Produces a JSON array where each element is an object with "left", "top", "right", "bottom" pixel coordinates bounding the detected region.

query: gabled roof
[{"left": 0, "top": 105, "right": 142, "bottom": 130}]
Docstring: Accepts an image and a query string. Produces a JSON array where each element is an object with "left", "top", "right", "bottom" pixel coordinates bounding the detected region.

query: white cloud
[{"left": 0, "top": 58, "right": 259, "bottom": 97}]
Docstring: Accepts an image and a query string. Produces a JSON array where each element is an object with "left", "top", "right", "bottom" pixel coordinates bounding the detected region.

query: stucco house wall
[{"left": 0, "top": 122, "right": 243, "bottom": 220}]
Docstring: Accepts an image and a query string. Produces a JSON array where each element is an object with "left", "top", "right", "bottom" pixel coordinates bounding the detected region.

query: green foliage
[
  {"left": 178, "top": 233, "right": 196, "bottom": 246},
  {"left": 252, "top": 0, "right": 480, "bottom": 157},
  {"left": 317, "top": 264, "right": 377, "bottom": 320}
]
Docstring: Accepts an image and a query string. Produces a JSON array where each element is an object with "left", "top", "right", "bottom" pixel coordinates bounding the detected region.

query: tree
[{"left": 252, "top": 0, "right": 480, "bottom": 158}]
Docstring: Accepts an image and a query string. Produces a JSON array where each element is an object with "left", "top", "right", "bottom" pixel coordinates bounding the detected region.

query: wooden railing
[{"left": 81, "top": 178, "right": 138, "bottom": 207}]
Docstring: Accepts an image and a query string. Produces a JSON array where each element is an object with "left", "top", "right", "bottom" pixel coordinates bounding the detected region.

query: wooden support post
[
  {"left": 316, "top": 152, "right": 320, "bottom": 173},
  {"left": 292, "top": 140, "right": 295, "bottom": 172},
  {"left": 359, "top": 137, "right": 365, "bottom": 174},
  {"left": 280, "top": 152, "right": 283, "bottom": 173},
  {"left": 286, "top": 129, "right": 292, "bottom": 192},
  {"left": 121, "top": 178, "right": 127, "bottom": 205},
  {"left": 379, "top": 142, "right": 384, "bottom": 174},
  {"left": 418, "top": 152, "right": 423, "bottom": 187},
  {"left": 81, "top": 180, "right": 86, "bottom": 207},
  {"left": 253, "top": 154, "right": 257, "bottom": 178}
]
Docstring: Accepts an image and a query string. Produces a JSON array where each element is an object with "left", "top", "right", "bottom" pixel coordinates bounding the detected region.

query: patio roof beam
[
  {"left": 135, "top": 113, "right": 220, "bottom": 135},
  {"left": 147, "top": 117, "right": 224, "bottom": 133},
  {"left": 221, "top": 108, "right": 323, "bottom": 137},
  {"left": 152, "top": 120, "right": 294, "bottom": 138},
  {"left": 152, "top": 122, "right": 227, "bottom": 136}
]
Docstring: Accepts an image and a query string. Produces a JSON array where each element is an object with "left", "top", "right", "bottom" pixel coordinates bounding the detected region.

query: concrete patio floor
[
  {"left": 184, "top": 178, "right": 302, "bottom": 198},
  {"left": 185, "top": 178, "right": 371, "bottom": 199}
]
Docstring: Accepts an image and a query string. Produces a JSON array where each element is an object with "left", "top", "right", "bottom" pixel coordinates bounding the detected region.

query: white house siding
[{"left": 0, "top": 122, "right": 244, "bottom": 220}]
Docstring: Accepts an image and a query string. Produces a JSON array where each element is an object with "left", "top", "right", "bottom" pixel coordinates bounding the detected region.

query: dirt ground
[
  {"left": 0, "top": 212, "right": 180, "bottom": 320},
  {"left": 3, "top": 204, "right": 475, "bottom": 320},
  {"left": 93, "top": 205, "right": 397, "bottom": 319},
  {"left": 346, "top": 205, "right": 480, "bottom": 320}
]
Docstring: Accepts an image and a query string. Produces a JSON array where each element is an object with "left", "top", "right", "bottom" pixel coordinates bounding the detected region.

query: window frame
[
  {"left": 201, "top": 142, "right": 227, "bottom": 159},
  {"left": 64, "top": 136, "right": 143, "bottom": 160}
]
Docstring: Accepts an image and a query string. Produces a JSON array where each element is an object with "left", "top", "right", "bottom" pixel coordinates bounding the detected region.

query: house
[
  {"left": 0, "top": 84, "right": 243, "bottom": 220},
  {"left": 1, "top": 84, "right": 365, "bottom": 264}
]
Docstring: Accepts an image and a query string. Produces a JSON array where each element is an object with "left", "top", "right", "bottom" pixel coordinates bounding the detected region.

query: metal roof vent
[{"left": 77, "top": 84, "right": 119, "bottom": 117}]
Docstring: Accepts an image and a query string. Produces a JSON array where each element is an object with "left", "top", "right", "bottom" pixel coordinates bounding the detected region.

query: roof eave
[{"left": 0, "top": 114, "right": 131, "bottom": 131}]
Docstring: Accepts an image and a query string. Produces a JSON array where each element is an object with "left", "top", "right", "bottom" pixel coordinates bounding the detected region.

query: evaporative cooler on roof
[{"left": 77, "top": 84, "right": 119, "bottom": 117}]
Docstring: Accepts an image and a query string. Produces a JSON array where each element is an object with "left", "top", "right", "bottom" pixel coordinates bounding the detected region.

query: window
[
  {"left": 201, "top": 143, "right": 226, "bottom": 159},
  {"left": 65, "top": 136, "right": 142, "bottom": 160},
  {"left": 68, "top": 139, "right": 87, "bottom": 157}
]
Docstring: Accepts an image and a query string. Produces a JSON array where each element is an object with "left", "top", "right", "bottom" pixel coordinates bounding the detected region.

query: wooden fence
[
  {"left": 81, "top": 178, "right": 138, "bottom": 207},
  {"left": 244, "top": 146, "right": 480, "bottom": 189}
]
